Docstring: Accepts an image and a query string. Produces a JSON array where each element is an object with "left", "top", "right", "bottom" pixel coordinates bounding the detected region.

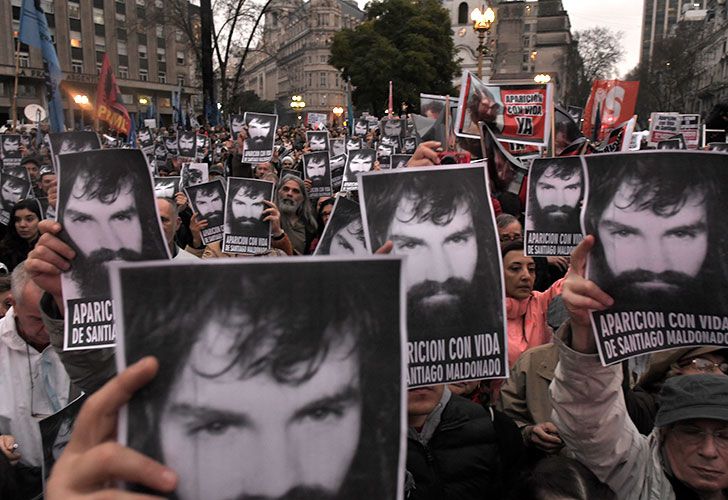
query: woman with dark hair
[
  {"left": 0, "top": 199, "right": 41, "bottom": 272},
  {"left": 512, "top": 456, "right": 616, "bottom": 500}
]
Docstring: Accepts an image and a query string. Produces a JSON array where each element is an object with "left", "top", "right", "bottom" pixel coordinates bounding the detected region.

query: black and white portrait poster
[
  {"left": 154, "top": 177, "right": 181, "bottom": 198},
  {"left": 709, "top": 142, "right": 728, "bottom": 152},
  {"left": 3, "top": 165, "right": 32, "bottom": 182},
  {"left": 222, "top": 178, "right": 274, "bottom": 254},
  {"left": 380, "top": 135, "right": 401, "bottom": 152},
  {"left": 341, "top": 148, "right": 375, "bottom": 192},
  {"left": 346, "top": 137, "right": 363, "bottom": 152},
  {"left": 195, "top": 134, "right": 208, "bottom": 161},
  {"left": 330, "top": 153, "right": 347, "bottom": 192},
  {"left": 40, "top": 394, "right": 86, "bottom": 485},
  {"left": 391, "top": 154, "right": 411, "bottom": 170},
  {"left": 185, "top": 179, "right": 226, "bottom": 245},
  {"left": 48, "top": 131, "right": 101, "bottom": 169},
  {"left": 177, "top": 131, "right": 198, "bottom": 159},
  {"left": 138, "top": 127, "right": 155, "bottom": 155},
  {"left": 303, "top": 151, "right": 333, "bottom": 198},
  {"left": 381, "top": 118, "right": 404, "bottom": 138},
  {"left": 525, "top": 156, "right": 585, "bottom": 257},
  {"left": 402, "top": 136, "right": 417, "bottom": 155},
  {"left": 307, "top": 131, "right": 329, "bottom": 152},
  {"left": 314, "top": 196, "right": 367, "bottom": 256},
  {"left": 164, "top": 136, "right": 178, "bottom": 157},
  {"left": 583, "top": 151, "right": 728, "bottom": 365},
  {"left": 56, "top": 149, "right": 170, "bottom": 350},
  {"left": 703, "top": 128, "right": 727, "bottom": 147},
  {"left": 359, "top": 165, "right": 507, "bottom": 385},
  {"left": 0, "top": 172, "right": 32, "bottom": 225},
  {"left": 281, "top": 168, "right": 303, "bottom": 180},
  {"left": 242, "top": 112, "right": 278, "bottom": 163},
  {"left": 376, "top": 143, "right": 394, "bottom": 168},
  {"left": 480, "top": 123, "right": 529, "bottom": 197},
  {"left": 657, "top": 138, "right": 684, "bottom": 150},
  {"left": 229, "top": 114, "right": 245, "bottom": 140},
  {"left": 180, "top": 162, "right": 209, "bottom": 189},
  {"left": 0, "top": 134, "right": 22, "bottom": 167},
  {"left": 419, "top": 93, "right": 457, "bottom": 144},
  {"left": 354, "top": 118, "right": 369, "bottom": 136},
  {"left": 112, "top": 258, "right": 406, "bottom": 500},
  {"left": 153, "top": 142, "right": 167, "bottom": 169},
  {"left": 330, "top": 138, "right": 346, "bottom": 157}
]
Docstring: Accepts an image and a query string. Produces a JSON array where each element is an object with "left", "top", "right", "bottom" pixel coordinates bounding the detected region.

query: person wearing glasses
[{"left": 550, "top": 235, "right": 728, "bottom": 499}]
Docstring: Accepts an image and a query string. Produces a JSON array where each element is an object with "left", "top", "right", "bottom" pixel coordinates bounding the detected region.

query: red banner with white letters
[{"left": 581, "top": 80, "right": 639, "bottom": 141}]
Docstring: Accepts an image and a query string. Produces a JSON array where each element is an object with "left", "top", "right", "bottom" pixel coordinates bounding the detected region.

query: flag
[
  {"left": 171, "top": 80, "right": 183, "bottom": 129},
  {"left": 94, "top": 53, "right": 131, "bottom": 135},
  {"left": 581, "top": 80, "right": 639, "bottom": 141},
  {"left": 128, "top": 113, "right": 137, "bottom": 148},
  {"left": 19, "top": 0, "right": 64, "bottom": 132},
  {"left": 346, "top": 78, "right": 354, "bottom": 136},
  {"left": 388, "top": 81, "right": 393, "bottom": 117}
]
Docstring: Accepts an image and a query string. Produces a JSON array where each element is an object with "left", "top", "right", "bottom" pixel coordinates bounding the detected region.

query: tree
[
  {"left": 564, "top": 27, "right": 624, "bottom": 108},
  {"left": 329, "top": 0, "right": 459, "bottom": 113}
]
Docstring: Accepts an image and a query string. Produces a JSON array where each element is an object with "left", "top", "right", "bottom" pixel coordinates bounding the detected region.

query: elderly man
[
  {"left": 277, "top": 175, "right": 318, "bottom": 255},
  {"left": 156, "top": 198, "right": 198, "bottom": 260},
  {"left": 551, "top": 235, "right": 728, "bottom": 499}
]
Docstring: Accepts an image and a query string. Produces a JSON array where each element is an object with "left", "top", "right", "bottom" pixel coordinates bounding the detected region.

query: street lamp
[
  {"left": 332, "top": 105, "right": 344, "bottom": 126},
  {"left": 290, "top": 95, "right": 306, "bottom": 121},
  {"left": 471, "top": 4, "right": 495, "bottom": 80},
  {"left": 534, "top": 74, "right": 551, "bottom": 84},
  {"left": 73, "top": 94, "right": 89, "bottom": 130}
]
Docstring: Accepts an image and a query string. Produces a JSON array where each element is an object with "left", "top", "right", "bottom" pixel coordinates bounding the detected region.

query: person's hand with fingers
[
  {"left": 45, "top": 357, "right": 178, "bottom": 500},
  {"left": 174, "top": 192, "right": 188, "bottom": 210},
  {"left": 48, "top": 178, "right": 58, "bottom": 208},
  {"left": 25, "top": 220, "right": 75, "bottom": 311},
  {"left": 0, "top": 435, "right": 21, "bottom": 465},
  {"left": 525, "top": 422, "right": 563, "bottom": 453},
  {"left": 262, "top": 200, "right": 282, "bottom": 236},
  {"left": 375, "top": 241, "right": 393, "bottom": 254},
  {"left": 189, "top": 213, "right": 207, "bottom": 249},
  {"left": 407, "top": 141, "right": 441, "bottom": 167},
  {"left": 303, "top": 178, "right": 312, "bottom": 193},
  {"left": 562, "top": 235, "right": 614, "bottom": 353}
]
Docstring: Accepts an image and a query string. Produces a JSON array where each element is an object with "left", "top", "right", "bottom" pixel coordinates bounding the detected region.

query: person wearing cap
[
  {"left": 208, "top": 163, "right": 225, "bottom": 182},
  {"left": 550, "top": 235, "right": 728, "bottom": 499}
]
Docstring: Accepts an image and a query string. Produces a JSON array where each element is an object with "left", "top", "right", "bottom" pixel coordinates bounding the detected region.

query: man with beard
[
  {"left": 366, "top": 169, "right": 502, "bottom": 342},
  {"left": 527, "top": 158, "right": 583, "bottom": 233},
  {"left": 304, "top": 153, "right": 329, "bottom": 187},
  {"left": 1, "top": 135, "right": 20, "bottom": 159},
  {"left": 307, "top": 132, "right": 327, "bottom": 151},
  {"left": 382, "top": 118, "right": 403, "bottom": 138},
  {"left": 245, "top": 115, "right": 274, "bottom": 151},
  {"left": 57, "top": 150, "right": 168, "bottom": 299},
  {"left": 0, "top": 174, "right": 29, "bottom": 213},
  {"left": 584, "top": 153, "right": 727, "bottom": 312},
  {"left": 177, "top": 132, "right": 196, "bottom": 158},
  {"left": 188, "top": 182, "right": 224, "bottom": 228},
  {"left": 354, "top": 119, "right": 368, "bottom": 136},
  {"left": 226, "top": 180, "right": 270, "bottom": 239},
  {"left": 277, "top": 175, "right": 318, "bottom": 255}
]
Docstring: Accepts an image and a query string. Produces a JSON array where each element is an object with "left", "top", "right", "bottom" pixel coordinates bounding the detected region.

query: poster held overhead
[
  {"left": 303, "top": 151, "right": 333, "bottom": 198},
  {"left": 242, "top": 112, "right": 278, "bottom": 163},
  {"left": 185, "top": 179, "right": 226, "bottom": 245},
  {"left": 222, "top": 177, "right": 274, "bottom": 254}
]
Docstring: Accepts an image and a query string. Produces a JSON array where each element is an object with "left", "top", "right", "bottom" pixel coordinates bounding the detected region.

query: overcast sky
[{"left": 354, "top": 0, "right": 643, "bottom": 78}]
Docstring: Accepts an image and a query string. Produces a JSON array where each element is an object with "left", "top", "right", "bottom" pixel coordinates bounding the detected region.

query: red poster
[
  {"left": 95, "top": 53, "right": 131, "bottom": 135},
  {"left": 581, "top": 80, "right": 639, "bottom": 141}
]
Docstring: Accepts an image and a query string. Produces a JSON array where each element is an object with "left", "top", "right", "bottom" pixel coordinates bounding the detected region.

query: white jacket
[
  {"left": 549, "top": 325, "right": 676, "bottom": 500},
  {"left": 0, "top": 307, "right": 71, "bottom": 467}
]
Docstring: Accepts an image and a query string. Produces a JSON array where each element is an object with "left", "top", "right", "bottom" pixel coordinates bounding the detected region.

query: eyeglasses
[
  {"left": 671, "top": 424, "right": 728, "bottom": 450},
  {"left": 499, "top": 233, "right": 522, "bottom": 243},
  {"left": 678, "top": 357, "right": 728, "bottom": 375}
]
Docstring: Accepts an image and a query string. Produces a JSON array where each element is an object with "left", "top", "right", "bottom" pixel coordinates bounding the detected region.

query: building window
[
  {"left": 116, "top": 12, "right": 126, "bottom": 25},
  {"left": 96, "top": 51, "right": 105, "bottom": 63},
  {"left": 93, "top": 8, "right": 104, "bottom": 24},
  {"left": 158, "top": 71, "right": 166, "bottom": 83},
  {"left": 116, "top": 27, "right": 126, "bottom": 40},
  {"left": 70, "top": 18, "right": 81, "bottom": 31},
  {"left": 139, "top": 68, "right": 148, "bottom": 81},
  {"left": 139, "top": 45, "right": 147, "bottom": 59},
  {"left": 320, "top": 72, "right": 327, "bottom": 87},
  {"left": 155, "top": 0, "right": 163, "bottom": 7},
  {"left": 157, "top": 48, "right": 166, "bottom": 62},
  {"left": 156, "top": 26, "right": 164, "bottom": 38},
  {"left": 18, "top": 52, "right": 29, "bottom": 68},
  {"left": 70, "top": 31, "right": 82, "bottom": 48},
  {"left": 96, "top": 61, "right": 103, "bottom": 73},
  {"left": 136, "top": 0, "right": 146, "bottom": 4},
  {"left": 137, "top": 6, "right": 145, "bottom": 17},
  {"left": 118, "top": 41, "right": 128, "bottom": 55},
  {"left": 176, "top": 51, "right": 184, "bottom": 64},
  {"left": 175, "top": 31, "right": 184, "bottom": 43},
  {"left": 138, "top": 33, "right": 147, "bottom": 45},
  {"left": 116, "top": 2, "right": 126, "bottom": 15},
  {"left": 119, "top": 54, "right": 128, "bottom": 65},
  {"left": 458, "top": 2, "right": 469, "bottom": 24},
  {"left": 95, "top": 23, "right": 105, "bottom": 36},
  {"left": 69, "top": 4, "right": 80, "bottom": 19},
  {"left": 157, "top": 37, "right": 165, "bottom": 48},
  {"left": 93, "top": 0, "right": 104, "bottom": 8},
  {"left": 121, "top": 94, "right": 133, "bottom": 104},
  {"left": 95, "top": 35, "right": 106, "bottom": 50},
  {"left": 72, "top": 60, "right": 83, "bottom": 73},
  {"left": 176, "top": 75, "right": 185, "bottom": 86},
  {"left": 119, "top": 66, "right": 129, "bottom": 78}
]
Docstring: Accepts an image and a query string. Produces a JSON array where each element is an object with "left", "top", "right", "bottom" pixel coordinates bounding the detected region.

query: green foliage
[
  {"left": 330, "top": 0, "right": 459, "bottom": 113},
  {"left": 229, "top": 90, "right": 277, "bottom": 114}
]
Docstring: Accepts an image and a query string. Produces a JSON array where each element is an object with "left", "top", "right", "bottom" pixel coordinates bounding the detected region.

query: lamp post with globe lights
[{"left": 471, "top": 5, "right": 495, "bottom": 80}]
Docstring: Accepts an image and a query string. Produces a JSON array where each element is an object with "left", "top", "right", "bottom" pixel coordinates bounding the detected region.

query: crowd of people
[{"left": 0, "top": 107, "right": 725, "bottom": 500}]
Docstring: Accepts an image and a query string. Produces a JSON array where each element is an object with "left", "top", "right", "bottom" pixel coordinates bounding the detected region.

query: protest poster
[
  {"left": 138, "top": 127, "right": 155, "bottom": 156},
  {"left": 330, "top": 153, "right": 347, "bottom": 192},
  {"left": 341, "top": 148, "right": 375, "bottom": 192},
  {"left": 480, "top": 123, "right": 529, "bottom": 196},
  {"left": 703, "top": 127, "right": 727, "bottom": 146},
  {"left": 307, "top": 130, "right": 329, "bottom": 152},
  {"left": 657, "top": 137, "right": 685, "bottom": 150},
  {"left": 303, "top": 151, "right": 333, "bottom": 198},
  {"left": 346, "top": 137, "right": 363, "bottom": 152},
  {"left": 222, "top": 177, "right": 274, "bottom": 254},
  {"left": 598, "top": 116, "right": 636, "bottom": 153},
  {"left": 582, "top": 80, "right": 640, "bottom": 141},
  {"left": 185, "top": 179, "right": 226, "bottom": 245},
  {"left": 153, "top": 142, "right": 167, "bottom": 172},
  {"left": 164, "top": 136, "right": 178, "bottom": 157},
  {"left": 360, "top": 164, "right": 507, "bottom": 386},
  {"left": 0, "top": 134, "right": 22, "bottom": 168},
  {"left": 380, "top": 134, "right": 401, "bottom": 152},
  {"left": 419, "top": 93, "right": 458, "bottom": 145},
  {"left": 314, "top": 195, "right": 367, "bottom": 256},
  {"left": 708, "top": 142, "right": 728, "bottom": 152},
  {"left": 177, "top": 131, "right": 198, "bottom": 159},
  {"left": 567, "top": 105, "right": 584, "bottom": 124},
  {"left": 56, "top": 149, "right": 170, "bottom": 350},
  {"left": 524, "top": 156, "right": 585, "bottom": 257},
  {"left": 306, "top": 111, "right": 328, "bottom": 129},
  {"left": 354, "top": 118, "right": 369, "bottom": 136},
  {"left": 391, "top": 154, "right": 411, "bottom": 169},
  {"left": 154, "top": 176, "right": 181, "bottom": 198},
  {"left": 112, "top": 258, "right": 406, "bottom": 500},
  {"left": 47, "top": 131, "right": 101, "bottom": 168},
  {"left": 583, "top": 151, "right": 728, "bottom": 365},
  {"left": 242, "top": 112, "right": 278, "bottom": 163},
  {"left": 195, "top": 134, "right": 208, "bottom": 161},
  {"left": 455, "top": 71, "right": 553, "bottom": 147},
  {"left": 229, "top": 114, "right": 245, "bottom": 139},
  {"left": 143, "top": 118, "right": 157, "bottom": 129},
  {"left": 648, "top": 112, "right": 681, "bottom": 147},
  {"left": 0, "top": 172, "right": 32, "bottom": 225},
  {"left": 330, "top": 137, "right": 345, "bottom": 157},
  {"left": 402, "top": 136, "right": 417, "bottom": 154},
  {"left": 180, "top": 162, "right": 209, "bottom": 189},
  {"left": 40, "top": 394, "right": 86, "bottom": 485},
  {"left": 2, "top": 165, "right": 32, "bottom": 182},
  {"left": 376, "top": 143, "right": 394, "bottom": 168},
  {"left": 281, "top": 168, "right": 302, "bottom": 179},
  {"left": 679, "top": 114, "right": 701, "bottom": 149}
]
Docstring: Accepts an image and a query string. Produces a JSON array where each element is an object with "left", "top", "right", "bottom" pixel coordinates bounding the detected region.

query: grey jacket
[{"left": 549, "top": 321, "right": 675, "bottom": 500}]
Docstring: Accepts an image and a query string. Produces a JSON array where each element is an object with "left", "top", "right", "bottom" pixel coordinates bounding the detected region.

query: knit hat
[{"left": 655, "top": 374, "right": 728, "bottom": 427}]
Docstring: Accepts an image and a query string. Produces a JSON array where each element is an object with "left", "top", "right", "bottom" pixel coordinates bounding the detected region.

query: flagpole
[{"left": 11, "top": 36, "right": 21, "bottom": 130}]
